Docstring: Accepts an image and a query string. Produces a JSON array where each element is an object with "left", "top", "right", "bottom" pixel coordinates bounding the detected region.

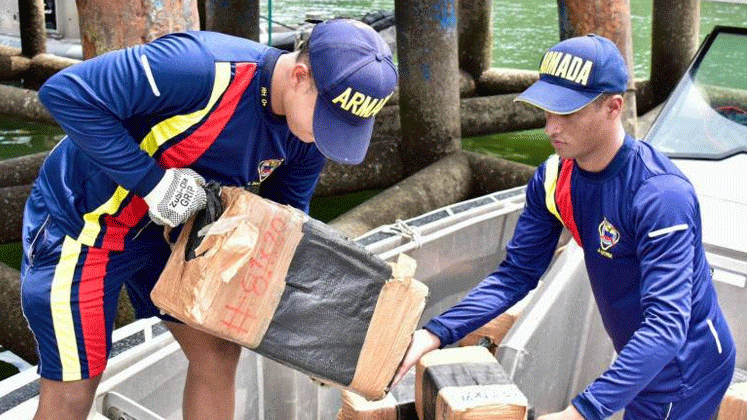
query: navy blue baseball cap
[
  {"left": 309, "top": 19, "right": 398, "bottom": 164},
  {"left": 515, "top": 34, "right": 628, "bottom": 114}
]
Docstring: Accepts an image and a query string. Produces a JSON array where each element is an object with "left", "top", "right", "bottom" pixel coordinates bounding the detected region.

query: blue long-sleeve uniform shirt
[
  {"left": 30, "top": 31, "right": 326, "bottom": 251},
  {"left": 424, "top": 135, "right": 735, "bottom": 419}
]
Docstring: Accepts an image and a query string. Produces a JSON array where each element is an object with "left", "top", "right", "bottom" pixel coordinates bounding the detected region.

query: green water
[{"left": 464, "top": 128, "right": 555, "bottom": 167}]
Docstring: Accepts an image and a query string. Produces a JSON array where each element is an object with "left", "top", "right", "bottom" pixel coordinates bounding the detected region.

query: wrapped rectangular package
[{"left": 151, "top": 186, "right": 428, "bottom": 400}]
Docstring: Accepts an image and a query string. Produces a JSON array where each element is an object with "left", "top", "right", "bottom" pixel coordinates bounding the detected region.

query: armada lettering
[
  {"left": 555, "top": 53, "right": 572, "bottom": 78},
  {"left": 574, "top": 61, "right": 593, "bottom": 85},
  {"left": 346, "top": 92, "right": 367, "bottom": 112},
  {"left": 366, "top": 93, "right": 392, "bottom": 117},
  {"left": 356, "top": 96, "right": 380, "bottom": 118},
  {"left": 539, "top": 52, "right": 594, "bottom": 86},
  {"left": 331, "top": 88, "right": 393, "bottom": 117},
  {"left": 332, "top": 87, "right": 352, "bottom": 107},
  {"left": 540, "top": 51, "right": 562, "bottom": 75},
  {"left": 566, "top": 56, "right": 584, "bottom": 80}
]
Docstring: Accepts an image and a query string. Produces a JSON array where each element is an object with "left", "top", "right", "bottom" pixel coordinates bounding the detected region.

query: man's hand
[
  {"left": 144, "top": 168, "right": 207, "bottom": 227},
  {"left": 391, "top": 329, "right": 441, "bottom": 386},
  {"left": 537, "top": 405, "right": 585, "bottom": 420}
]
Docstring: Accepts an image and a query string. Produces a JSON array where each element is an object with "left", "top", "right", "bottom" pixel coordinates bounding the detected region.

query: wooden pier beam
[
  {"left": 477, "top": 68, "right": 539, "bottom": 95},
  {"left": 0, "top": 262, "right": 38, "bottom": 364},
  {"left": 18, "top": 0, "right": 47, "bottom": 58},
  {"left": 651, "top": 0, "right": 699, "bottom": 105},
  {"left": 395, "top": 0, "right": 461, "bottom": 176},
  {"left": 329, "top": 152, "right": 473, "bottom": 238},
  {"left": 0, "top": 152, "right": 50, "bottom": 188},
  {"left": 0, "top": 54, "right": 31, "bottom": 81},
  {"left": 0, "top": 185, "right": 31, "bottom": 244},
  {"left": 328, "top": 150, "right": 536, "bottom": 239},
  {"left": 24, "top": 53, "right": 81, "bottom": 90},
  {"left": 557, "top": 0, "right": 638, "bottom": 134},
  {"left": 0, "top": 84, "right": 55, "bottom": 124},
  {"left": 0, "top": 44, "right": 78, "bottom": 86},
  {"left": 76, "top": 0, "right": 200, "bottom": 58},
  {"left": 458, "top": 0, "right": 493, "bottom": 79},
  {"left": 204, "top": 0, "right": 260, "bottom": 41}
]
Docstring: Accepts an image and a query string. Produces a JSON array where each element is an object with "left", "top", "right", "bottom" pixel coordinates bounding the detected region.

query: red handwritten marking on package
[{"left": 221, "top": 211, "right": 289, "bottom": 333}]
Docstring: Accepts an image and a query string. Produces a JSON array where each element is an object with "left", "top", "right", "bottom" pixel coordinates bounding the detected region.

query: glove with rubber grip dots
[{"left": 143, "top": 168, "right": 207, "bottom": 227}]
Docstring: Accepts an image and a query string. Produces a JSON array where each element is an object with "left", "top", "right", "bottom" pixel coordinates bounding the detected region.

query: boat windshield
[{"left": 645, "top": 29, "right": 747, "bottom": 160}]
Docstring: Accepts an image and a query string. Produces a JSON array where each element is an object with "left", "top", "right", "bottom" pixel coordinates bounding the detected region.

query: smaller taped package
[{"left": 416, "top": 346, "right": 528, "bottom": 420}]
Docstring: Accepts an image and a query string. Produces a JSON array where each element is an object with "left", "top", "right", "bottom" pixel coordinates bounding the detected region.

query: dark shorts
[{"left": 20, "top": 214, "right": 174, "bottom": 381}]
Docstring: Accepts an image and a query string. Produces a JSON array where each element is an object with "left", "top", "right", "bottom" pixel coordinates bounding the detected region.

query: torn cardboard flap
[
  {"left": 389, "top": 253, "right": 417, "bottom": 284},
  {"left": 217, "top": 220, "right": 260, "bottom": 283}
]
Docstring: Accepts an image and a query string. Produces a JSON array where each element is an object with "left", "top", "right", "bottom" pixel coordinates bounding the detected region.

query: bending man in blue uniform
[
  {"left": 394, "top": 34, "right": 735, "bottom": 420},
  {"left": 22, "top": 19, "right": 397, "bottom": 420}
]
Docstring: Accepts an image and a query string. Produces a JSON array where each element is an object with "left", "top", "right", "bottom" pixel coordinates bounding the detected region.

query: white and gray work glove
[{"left": 143, "top": 168, "right": 207, "bottom": 227}]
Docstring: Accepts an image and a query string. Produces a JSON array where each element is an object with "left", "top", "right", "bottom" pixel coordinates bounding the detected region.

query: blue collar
[{"left": 258, "top": 47, "right": 287, "bottom": 125}]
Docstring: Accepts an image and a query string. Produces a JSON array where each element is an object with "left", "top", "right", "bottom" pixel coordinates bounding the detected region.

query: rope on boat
[{"left": 384, "top": 219, "right": 423, "bottom": 248}]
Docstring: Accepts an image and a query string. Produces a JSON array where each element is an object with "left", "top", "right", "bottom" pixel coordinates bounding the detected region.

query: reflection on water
[{"left": 0, "top": 118, "right": 63, "bottom": 160}]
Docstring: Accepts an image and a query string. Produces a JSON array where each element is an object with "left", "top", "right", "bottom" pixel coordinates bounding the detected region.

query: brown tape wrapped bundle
[
  {"left": 416, "top": 346, "right": 528, "bottom": 420},
  {"left": 151, "top": 187, "right": 429, "bottom": 400},
  {"left": 718, "top": 381, "right": 747, "bottom": 420},
  {"left": 337, "top": 369, "right": 418, "bottom": 420}
]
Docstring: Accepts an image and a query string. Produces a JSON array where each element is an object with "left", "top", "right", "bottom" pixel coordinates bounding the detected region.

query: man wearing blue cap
[
  {"left": 22, "top": 19, "right": 397, "bottom": 420},
  {"left": 394, "top": 34, "right": 734, "bottom": 420}
]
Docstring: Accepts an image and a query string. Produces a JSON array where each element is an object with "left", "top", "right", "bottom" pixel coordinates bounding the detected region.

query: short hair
[
  {"left": 295, "top": 41, "right": 315, "bottom": 90},
  {"left": 593, "top": 92, "right": 623, "bottom": 108}
]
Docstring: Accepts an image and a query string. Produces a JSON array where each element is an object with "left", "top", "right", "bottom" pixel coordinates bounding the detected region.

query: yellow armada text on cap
[
  {"left": 332, "top": 88, "right": 393, "bottom": 118},
  {"left": 539, "top": 51, "right": 593, "bottom": 86}
]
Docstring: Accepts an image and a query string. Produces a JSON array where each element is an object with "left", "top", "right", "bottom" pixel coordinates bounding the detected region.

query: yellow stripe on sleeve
[
  {"left": 544, "top": 154, "right": 562, "bottom": 222},
  {"left": 140, "top": 62, "right": 232, "bottom": 156},
  {"left": 77, "top": 186, "right": 131, "bottom": 247},
  {"left": 51, "top": 236, "right": 82, "bottom": 381}
]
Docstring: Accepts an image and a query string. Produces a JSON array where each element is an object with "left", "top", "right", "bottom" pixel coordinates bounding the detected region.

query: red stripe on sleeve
[
  {"left": 555, "top": 159, "right": 582, "bottom": 246},
  {"left": 159, "top": 63, "right": 257, "bottom": 168},
  {"left": 78, "top": 247, "right": 110, "bottom": 377}
]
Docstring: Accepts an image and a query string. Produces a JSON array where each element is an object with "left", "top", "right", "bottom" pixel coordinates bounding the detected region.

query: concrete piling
[
  {"left": 204, "top": 0, "right": 261, "bottom": 41},
  {"left": 458, "top": 0, "right": 493, "bottom": 79},
  {"left": 18, "top": 0, "right": 47, "bottom": 58},
  {"left": 76, "top": 0, "right": 200, "bottom": 58},
  {"left": 557, "top": 0, "right": 638, "bottom": 134},
  {"left": 651, "top": 0, "right": 699, "bottom": 105},
  {"left": 395, "top": 0, "right": 462, "bottom": 176}
]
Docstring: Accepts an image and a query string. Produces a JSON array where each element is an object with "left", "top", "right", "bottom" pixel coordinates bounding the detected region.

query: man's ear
[
  {"left": 290, "top": 62, "right": 313, "bottom": 90},
  {"left": 606, "top": 94, "right": 625, "bottom": 118}
]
